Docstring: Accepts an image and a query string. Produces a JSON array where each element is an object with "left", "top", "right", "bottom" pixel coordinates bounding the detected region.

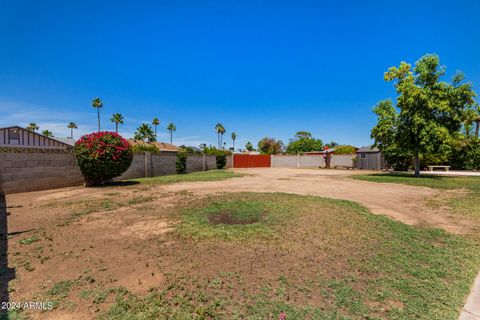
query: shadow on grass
[{"left": 366, "top": 172, "right": 444, "bottom": 179}]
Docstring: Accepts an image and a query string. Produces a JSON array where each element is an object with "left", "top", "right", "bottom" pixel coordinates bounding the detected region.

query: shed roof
[{"left": 356, "top": 146, "right": 380, "bottom": 153}]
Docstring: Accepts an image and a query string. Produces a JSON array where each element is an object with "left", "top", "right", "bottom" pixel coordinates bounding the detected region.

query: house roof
[
  {"left": 0, "top": 126, "right": 74, "bottom": 148},
  {"left": 52, "top": 137, "right": 76, "bottom": 146},
  {"left": 127, "top": 139, "right": 180, "bottom": 152},
  {"left": 356, "top": 146, "right": 380, "bottom": 153}
]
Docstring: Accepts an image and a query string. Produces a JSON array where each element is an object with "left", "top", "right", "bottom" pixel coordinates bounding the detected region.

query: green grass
[
  {"left": 18, "top": 235, "right": 40, "bottom": 245},
  {"left": 352, "top": 172, "right": 480, "bottom": 191},
  {"left": 176, "top": 198, "right": 295, "bottom": 240},
  {"left": 130, "top": 169, "right": 243, "bottom": 185},
  {"left": 101, "top": 193, "right": 480, "bottom": 320},
  {"left": 352, "top": 173, "right": 480, "bottom": 221}
]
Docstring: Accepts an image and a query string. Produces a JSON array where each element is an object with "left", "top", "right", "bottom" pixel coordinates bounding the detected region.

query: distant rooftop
[{"left": 356, "top": 146, "right": 380, "bottom": 153}]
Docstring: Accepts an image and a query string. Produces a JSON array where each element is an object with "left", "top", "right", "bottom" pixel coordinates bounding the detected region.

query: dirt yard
[{"left": 2, "top": 168, "right": 477, "bottom": 319}]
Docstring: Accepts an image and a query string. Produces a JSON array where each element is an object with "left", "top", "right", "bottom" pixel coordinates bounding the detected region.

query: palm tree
[
  {"left": 91, "top": 97, "right": 103, "bottom": 132},
  {"left": 26, "top": 123, "right": 39, "bottom": 132},
  {"left": 152, "top": 118, "right": 160, "bottom": 139},
  {"left": 231, "top": 132, "right": 237, "bottom": 150},
  {"left": 167, "top": 122, "right": 176, "bottom": 144},
  {"left": 42, "top": 130, "right": 53, "bottom": 137},
  {"left": 215, "top": 123, "right": 226, "bottom": 148},
  {"left": 134, "top": 123, "right": 156, "bottom": 142},
  {"left": 110, "top": 113, "right": 124, "bottom": 133},
  {"left": 67, "top": 122, "right": 77, "bottom": 139}
]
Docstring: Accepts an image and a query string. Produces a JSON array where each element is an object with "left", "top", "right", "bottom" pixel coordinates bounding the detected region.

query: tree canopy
[
  {"left": 258, "top": 137, "right": 284, "bottom": 154},
  {"left": 134, "top": 123, "right": 156, "bottom": 142},
  {"left": 245, "top": 141, "right": 254, "bottom": 151},
  {"left": 371, "top": 54, "right": 477, "bottom": 176},
  {"left": 286, "top": 131, "right": 323, "bottom": 154}
]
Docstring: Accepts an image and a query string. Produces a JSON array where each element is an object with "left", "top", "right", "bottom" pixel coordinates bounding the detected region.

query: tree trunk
[
  {"left": 97, "top": 109, "right": 100, "bottom": 132},
  {"left": 413, "top": 153, "right": 420, "bottom": 177},
  {"left": 170, "top": 131, "right": 172, "bottom": 144},
  {"left": 70, "top": 128, "right": 73, "bottom": 139},
  {"left": 154, "top": 126, "right": 157, "bottom": 140}
]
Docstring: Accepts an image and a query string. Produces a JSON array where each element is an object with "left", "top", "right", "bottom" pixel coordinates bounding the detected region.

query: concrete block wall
[
  {"left": 271, "top": 155, "right": 326, "bottom": 168},
  {"left": 1, "top": 152, "right": 219, "bottom": 194},
  {"left": 0, "top": 153, "right": 83, "bottom": 194},
  {"left": 152, "top": 154, "right": 177, "bottom": 176},
  {"left": 115, "top": 154, "right": 147, "bottom": 180},
  {"left": 330, "top": 154, "right": 355, "bottom": 168}
]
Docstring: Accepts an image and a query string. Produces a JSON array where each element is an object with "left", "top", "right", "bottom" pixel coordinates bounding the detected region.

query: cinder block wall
[
  {"left": 330, "top": 154, "right": 355, "bottom": 168},
  {"left": 271, "top": 155, "right": 326, "bottom": 168},
  {"left": 0, "top": 153, "right": 83, "bottom": 194},
  {"left": 115, "top": 154, "right": 147, "bottom": 180},
  {"left": 1, "top": 152, "right": 219, "bottom": 194}
]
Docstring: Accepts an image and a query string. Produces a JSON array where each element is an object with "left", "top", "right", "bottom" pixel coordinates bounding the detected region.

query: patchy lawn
[
  {"left": 4, "top": 188, "right": 479, "bottom": 319},
  {"left": 103, "top": 193, "right": 480, "bottom": 320},
  {"left": 352, "top": 173, "right": 480, "bottom": 223},
  {"left": 352, "top": 172, "right": 480, "bottom": 191},
  {"left": 129, "top": 169, "right": 243, "bottom": 185}
]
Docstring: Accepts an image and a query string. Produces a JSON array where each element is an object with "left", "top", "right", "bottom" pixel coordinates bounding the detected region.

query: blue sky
[{"left": 0, "top": 1, "right": 479, "bottom": 148}]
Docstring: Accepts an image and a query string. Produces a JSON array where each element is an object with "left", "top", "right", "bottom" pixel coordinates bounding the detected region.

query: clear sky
[{"left": 0, "top": 1, "right": 479, "bottom": 148}]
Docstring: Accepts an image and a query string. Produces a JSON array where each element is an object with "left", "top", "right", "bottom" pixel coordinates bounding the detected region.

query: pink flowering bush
[{"left": 74, "top": 131, "right": 133, "bottom": 186}]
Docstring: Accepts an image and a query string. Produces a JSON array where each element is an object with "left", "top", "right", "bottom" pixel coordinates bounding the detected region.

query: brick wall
[{"left": 1, "top": 152, "right": 218, "bottom": 194}]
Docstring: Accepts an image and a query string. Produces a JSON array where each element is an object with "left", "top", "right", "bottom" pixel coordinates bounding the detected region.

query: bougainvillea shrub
[{"left": 74, "top": 131, "right": 133, "bottom": 186}]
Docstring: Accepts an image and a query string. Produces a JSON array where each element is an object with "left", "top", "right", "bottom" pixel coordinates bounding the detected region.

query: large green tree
[
  {"left": 286, "top": 131, "right": 323, "bottom": 154},
  {"left": 258, "top": 137, "right": 284, "bottom": 154},
  {"left": 371, "top": 54, "right": 476, "bottom": 177},
  {"left": 134, "top": 123, "right": 156, "bottom": 142}
]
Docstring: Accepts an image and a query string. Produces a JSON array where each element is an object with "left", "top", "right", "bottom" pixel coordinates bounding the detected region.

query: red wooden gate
[{"left": 233, "top": 154, "right": 271, "bottom": 168}]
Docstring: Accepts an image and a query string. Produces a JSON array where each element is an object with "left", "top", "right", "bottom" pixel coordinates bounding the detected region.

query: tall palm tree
[
  {"left": 110, "top": 113, "right": 124, "bottom": 133},
  {"left": 67, "top": 122, "right": 77, "bottom": 139},
  {"left": 42, "top": 130, "right": 53, "bottom": 137},
  {"left": 152, "top": 118, "right": 160, "bottom": 139},
  {"left": 91, "top": 97, "right": 103, "bottom": 132},
  {"left": 26, "top": 123, "right": 39, "bottom": 132},
  {"left": 231, "top": 132, "right": 237, "bottom": 150},
  {"left": 134, "top": 123, "right": 156, "bottom": 142},
  {"left": 167, "top": 122, "right": 176, "bottom": 144},
  {"left": 215, "top": 123, "right": 226, "bottom": 148}
]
